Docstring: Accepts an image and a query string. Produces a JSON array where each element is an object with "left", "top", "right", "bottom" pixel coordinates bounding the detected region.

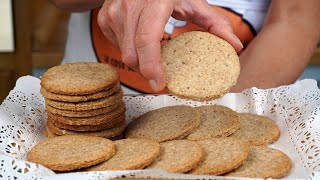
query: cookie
[
  {"left": 189, "top": 138, "right": 249, "bottom": 175},
  {"left": 161, "top": 31, "right": 240, "bottom": 101},
  {"left": 41, "top": 62, "right": 119, "bottom": 95},
  {"left": 187, "top": 105, "right": 240, "bottom": 141},
  {"left": 50, "top": 115, "right": 125, "bottom": 131},
  {"left": 228, "top": 113, "right": 280, "bottom": 145},
  {"left": 225, "top": 146, "right": 292, "bottom": 178},
  {"left": 125, "top": 105, "right": 201, "bottom": 142},
  {"left": 27, "top": 135, "right": 116, "bottom": 171},
  {"left": 47, "top": 104, "right": 125, "bottom": 126},
  {"left": 87, "top": 139, "right": 161, "bottom": 171},
  {"left": 45, "top": 90, "right": 123, "bottom": 111},
  {"left": 147, "top": 140, "right": 203, "bottom": 173},
  {"left": 41, "top": 83, "right": 120, "bottom": 102},
  {"left": 47, "top": 120, "right": 126, "bottom": 138},
  {"left": 45, "top": 126, "right": 57, "bottom": 138},
  {"left": 45, "top": 101, "right": 123, "bottom": 118}
]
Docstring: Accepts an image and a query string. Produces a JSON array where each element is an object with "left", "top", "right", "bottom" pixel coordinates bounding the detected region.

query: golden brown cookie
[
  {"left": 228, "top": 113, "right": 280, "bottom": 145},
  {"left": 147, "top": 140, "right": 203, "bottom": 173},
  {"left": 125, "top": 105, "right": 201, "bottom": 142},
  {"left": 41, "top": 83, "right": 121, "bottom": 102},
  {"left": 50, "top": 115, "right": 125, "bottom": 131},
  {"left": 45, "top": 126, "right": 57, "bottom": 138},
  {"left": 189, "top": 138, "right": 249, "bottom": 175},
  {"left": 47, "top": 104, "right": 125, "bottom": 126},
  {"left": 225, "top": 146, "right": 292, "bottom": 178},
  {"left": 45, "top": 101, "right": 123, "bottom": 118},
  {"left": 41, "top": 62, "right": 119, "bottom": 95},
  {"left": 187, "top": 105, "right": 240, "bottom": 141},
  {"left": 161, "top": 31, "right": 240, "bottom": 101},
  {"left": 27, "top": 135, "right": 116, "bottom": 171},
  {"left": 87, "top": 139, "right": 161, "bottom": 171},
  {"left": 45, "top": 90, "right": 123, "bottom": 111},
  {"left": 47, "top": 120, "right": 126, "bottom": 138}
]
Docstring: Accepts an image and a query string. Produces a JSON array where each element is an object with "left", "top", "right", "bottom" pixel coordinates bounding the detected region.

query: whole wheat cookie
[
  {"left": 41, "top": 83, "right": 121, "bottom": 102},
  {"left": 47, "top": 120, "right": 126, "bottom": 138},
  {"left": 125, "top": 105, "right": 201, "bottom": 142},
  {"left": 45, "top": 101, "right": 123, "bottom": 118},
  {"left": 47, "top": 105, "right": 125, "bottom": 126},
  {"left": 147, "top": 140, "right": 203, "bottom": 173},
  {"left": 50, "top": 115, "right": 125, "bottom": 132},
  {"left": 41, "top": 62, "right": 119, "bottom": 95},
  {"left": 87, "top": 139, "right": 161, "bottom": 171},
  {"left": 225, "top": 146, "right": 292, "bottom": 178},
  {"left": 27, "top": 135, "right": 116, "bottom": 171},
  {"left": 187, "top": 105, "right": 240, "bottom": 141},
  {"left": 45, "top": 90, "right": 123, "bottom": 111},
  {"left": 161, "top": 31, "right": 240, "bottom": 101},
  {"left": 189, "top": 138, "right": 249, "bottom": 175},
  {"left": 228, "top": 113, "right": 280, "bottom": 145},
  {"left": 45, "top": 126, "right": 57, "bottom": 138}
]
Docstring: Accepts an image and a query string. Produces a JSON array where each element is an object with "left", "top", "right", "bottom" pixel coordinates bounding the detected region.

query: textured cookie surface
[
  {"left": 27, "top": 135, "right": 116, "bottom": 171},
  {"left": 226, "top": 146, "right": 292, "bottom": 178},
  {"left": 45, "top": 101, "right": 123, "bottom": 118},
  {"left": 88, "top": 139, "right": 161, "bottom": 171},
  {"left": 147, "top": 140, "right": 203, "bottom": 173},
  {"left": 190, "top": 138, "right": 249, "bottom": 175},
  {"left": 47, "top": 120, "right": 126, "bottom": 138},
  {"left": 47, "top": 104, "right": 125, "bottom": 126},
  {"left": 161, "top": 31, "right": 240, "bottom": 100},
  {"left": 41, "top": 83, "right": 120, "bottom": 102},
  {"left": 41, "top": 62, "right": 119, "bottom": 95},
  {"left": 125, "top": 105, "right": 201, "bottom": 142},
  {"left": 50, "top": 115, "right": 125, "bottom": 131},
  {"left": 45, "top": 90, "right": 123, "bottom": 111},
  {"left": 187, "top": 105, "right": 240, "bottom": 141},
  {"left": 228, "top": 113, "right": 280, "bottom": 145}
]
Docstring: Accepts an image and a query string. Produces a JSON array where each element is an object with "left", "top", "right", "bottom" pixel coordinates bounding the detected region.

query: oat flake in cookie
[{"left": 161, "top": 31, "right": 240, "bottom": 101}]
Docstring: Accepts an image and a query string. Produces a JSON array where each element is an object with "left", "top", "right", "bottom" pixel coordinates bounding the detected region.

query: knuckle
[{"left": 135, "top": 33, "right": 152, "bottom": 48}]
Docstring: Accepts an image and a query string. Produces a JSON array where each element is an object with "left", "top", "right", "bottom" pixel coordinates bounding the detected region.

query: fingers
[
  {"left": 97, "top": 0, "right": 122, "bottom": 49},
  {"left": 121, "top": 0, "right": 144, "bottom": 70},
  {"left": 172, "top": 0, "right": 243, "bottom": 52},
  {"left": 135, "top": 0, "right": 173, "bottom": 91}
]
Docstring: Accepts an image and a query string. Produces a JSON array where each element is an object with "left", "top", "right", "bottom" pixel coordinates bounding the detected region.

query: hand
[{"left": 97, "top": 0, "right": 243, "bottom": 92}]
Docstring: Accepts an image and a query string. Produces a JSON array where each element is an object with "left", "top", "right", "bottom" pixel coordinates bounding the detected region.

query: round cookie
[
  {"left": 189, "top": 138, "right": 249, "bottom": 175},
  {"left": 87, "top": 139, "right": 161, "bottom": 171},
  {"left": 125, "top": 105, "right": 201, "bottom": 142},
  {"left": 45, "top": 101, "right": 123, "bottom": 118},
  {"left": 41, "top": 62, "right": 119, "bottom": 95},
  {"left": 228, "top": 113, "right": 280, "bottom": 145},
  {"left": 41, "top": 83, "right": 121, "bottom": 102},
  {"left": 187, "top": 105, "right": 240, "bottom": 141},
  {"left": 50, "top": 115, "right": 125, "bottom": 131},
  {"left": 147, "top": 140, "right": 203, "bottom": 173},
  {"left": 27, "top": 135, "right": 116, "bottom": 171},
  {"left": 47, "top": 120, "right": 126, "bottom": 138},
  {"left": 161, "top": 31, "right": 240, "bottom": 101},
  {"left": 225, "top": 146, "right": 292, "bottom": 178},
  {"left": 45, "top": 90, "right": 123, "bottom": 111},
  {"left": 47, "top": 105, "right": 125, "bottom": 126},
  {"left": 45, "top": 126, "right": 57, "bottom": 138}
]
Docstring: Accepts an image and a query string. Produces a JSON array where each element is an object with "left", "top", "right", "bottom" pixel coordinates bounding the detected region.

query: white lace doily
[{"left": 0, "top": 76, "right": 319, "bottom": 180}]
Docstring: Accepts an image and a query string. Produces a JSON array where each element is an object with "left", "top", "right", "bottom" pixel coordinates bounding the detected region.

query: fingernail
[
  {"left": 149, "top": 80, "right": 159, "bottom": 92},
  {"left": 233, "top": 34, "right": 243, "bottom": 50}
]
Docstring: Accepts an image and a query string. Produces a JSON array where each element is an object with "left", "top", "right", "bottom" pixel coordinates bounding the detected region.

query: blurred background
[{"left": 0, "top": 0, "right": 319, "bottom": 101}]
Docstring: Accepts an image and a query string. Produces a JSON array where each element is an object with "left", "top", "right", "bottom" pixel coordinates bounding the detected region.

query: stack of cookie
[{"left": 40, "top": 62, "right": 126, "bottom": 139}]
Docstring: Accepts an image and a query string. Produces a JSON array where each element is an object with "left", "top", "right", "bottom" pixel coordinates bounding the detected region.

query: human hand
[{"left": 97, "top": 0, "right": 243, "bottom": 92}]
